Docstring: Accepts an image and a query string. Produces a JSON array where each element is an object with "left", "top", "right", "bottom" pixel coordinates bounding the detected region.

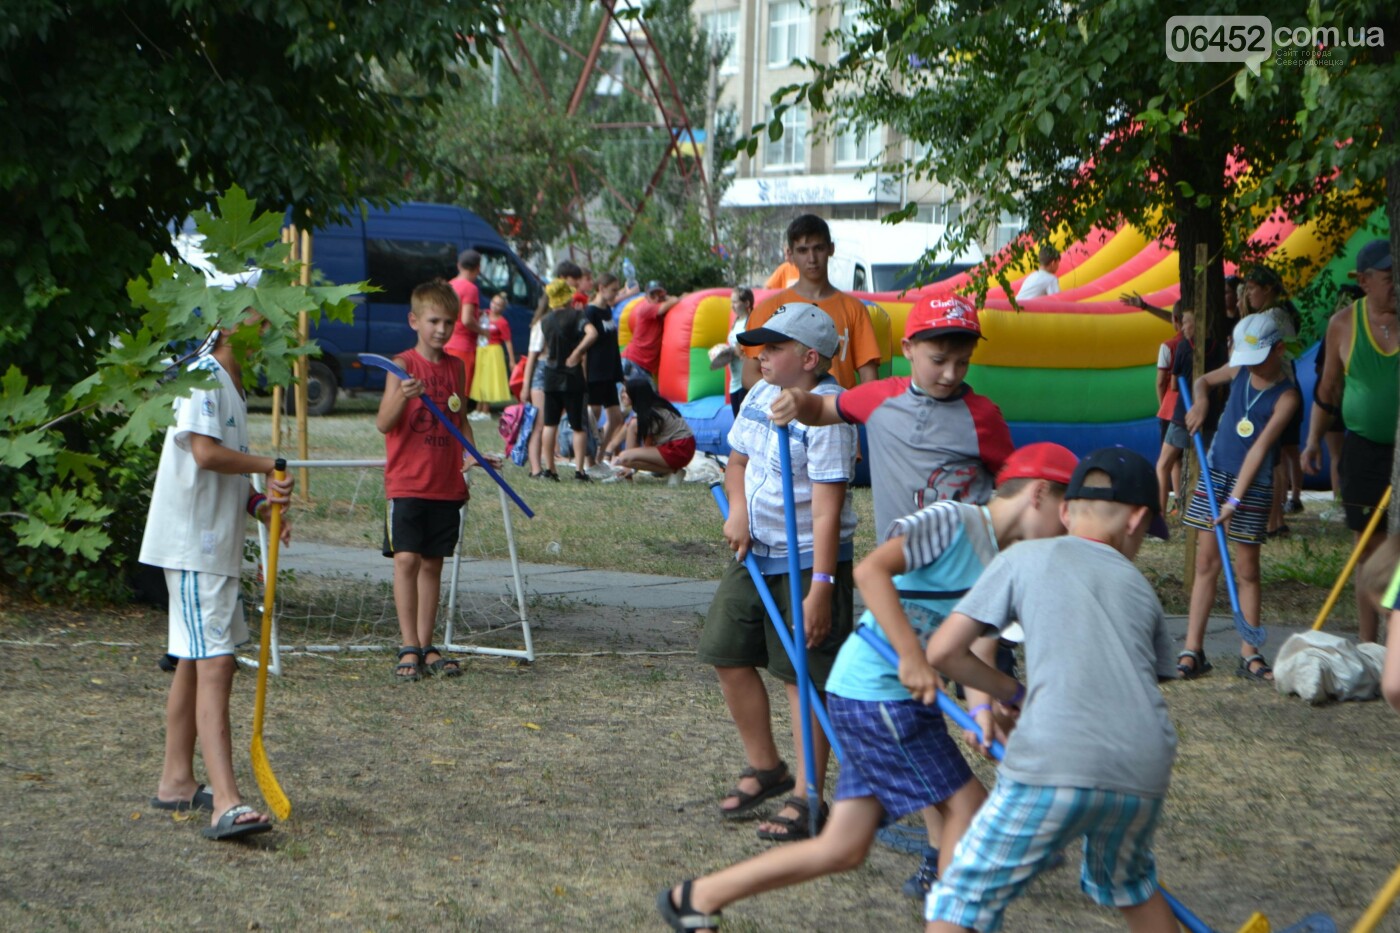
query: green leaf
[{"left": 1035, "top": 110, "right": 1054, "bottom": 136}]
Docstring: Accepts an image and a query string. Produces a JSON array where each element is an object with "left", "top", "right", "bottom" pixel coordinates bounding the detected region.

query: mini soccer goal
[{"left": 244, "top": 458, "right": 533, "bottom": 674}]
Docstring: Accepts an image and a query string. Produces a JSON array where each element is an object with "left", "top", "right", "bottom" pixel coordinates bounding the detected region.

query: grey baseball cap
[{"left": 736, "top": 302, "right": 839, "bottom": 358}]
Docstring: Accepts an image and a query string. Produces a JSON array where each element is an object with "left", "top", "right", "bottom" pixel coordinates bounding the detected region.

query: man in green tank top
[{"left": 1304, "top": 239, "right": 1397, "bottom": 642}]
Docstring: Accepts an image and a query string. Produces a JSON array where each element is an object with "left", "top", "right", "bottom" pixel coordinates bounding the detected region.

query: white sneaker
[
  {"left": 468, "top": 411, "right": 491, "bottom": 422},
  {"left": 587, "top": 463, "right": 618, "bottom": 479},
  {"left": 666, "top": 468, "right": 686, "bottom": 487}
]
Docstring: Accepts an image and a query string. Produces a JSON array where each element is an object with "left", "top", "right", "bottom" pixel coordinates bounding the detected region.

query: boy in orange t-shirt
[{"left": 742, "top": 214, "right": 881, "bottom": 390}]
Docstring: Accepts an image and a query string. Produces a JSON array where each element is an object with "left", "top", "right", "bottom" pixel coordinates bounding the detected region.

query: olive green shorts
[{"left": 697, "top": 557, "right": 854, "bottom": 687}]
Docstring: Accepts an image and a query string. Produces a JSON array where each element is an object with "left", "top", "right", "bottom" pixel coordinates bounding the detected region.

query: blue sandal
[{"left": 1177, "top": 650, "right": 1212, "bottom": 679}]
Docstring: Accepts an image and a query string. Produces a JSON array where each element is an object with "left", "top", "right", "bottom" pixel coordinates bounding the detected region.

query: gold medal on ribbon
[
  {"left": 1236, "top": 417, "right": 1254, "bottom": 438},
  {"left": 447, "top": 393, "right": 462, "bottom": 413}
]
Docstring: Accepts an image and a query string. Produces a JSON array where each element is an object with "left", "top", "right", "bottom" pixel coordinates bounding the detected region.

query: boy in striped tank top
[{"left": 1179, "top": 313, "right": 1301, "bottom": 682}]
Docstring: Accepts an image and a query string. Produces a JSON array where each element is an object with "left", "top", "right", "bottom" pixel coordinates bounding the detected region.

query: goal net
[{"left": 244, "top": 458, "right": 533, "bottom": 674}]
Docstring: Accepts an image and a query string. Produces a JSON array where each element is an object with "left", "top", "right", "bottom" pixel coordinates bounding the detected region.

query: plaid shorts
[
  {"left": 827, "top": 695, "right": 975, "bottom": 820},
  {"left": 927, "top": 778, "right": 1163, "bottom": 933}
]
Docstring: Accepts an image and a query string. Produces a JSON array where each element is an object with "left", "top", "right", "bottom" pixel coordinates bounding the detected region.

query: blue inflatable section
[
  {"left": 676, "top": 395, "right": 734, "bottom": 456},
  {"left": 675, "top": 341, "right": 1329, "bottom": 489}
]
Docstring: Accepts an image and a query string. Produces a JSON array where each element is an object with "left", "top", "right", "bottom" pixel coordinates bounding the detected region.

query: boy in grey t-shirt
[{"left": 925, "top": 447, "right": 1179, "bottom": 933}]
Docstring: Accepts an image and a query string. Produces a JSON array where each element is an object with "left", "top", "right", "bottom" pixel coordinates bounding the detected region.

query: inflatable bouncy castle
[{"left": 615, "top": 207, "right": 1387, "bottom": 476}]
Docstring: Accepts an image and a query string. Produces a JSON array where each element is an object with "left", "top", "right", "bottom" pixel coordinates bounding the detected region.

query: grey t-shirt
[{"left": 952, "top": 536, "right": 1178, "bottom": 797}]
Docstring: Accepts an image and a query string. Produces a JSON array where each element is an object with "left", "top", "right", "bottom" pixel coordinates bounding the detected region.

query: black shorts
[
  {"left": 1340, "top": 432, "right": 1395, "bottom": 533},
  {"left": 587, "top": 380, "right": 619, "bottom": 407},
  {"left": 731, "top": 387, "right": 748, "bottom": 417},
  {"left": 1280, "top": 403, "right": 1303, "bottom": 447},
  {"left": 382, "top": 498, "right": 465, "bottom": 558},
  {"left": 543, "top": 388, "right": 587, "bottom": 430}
]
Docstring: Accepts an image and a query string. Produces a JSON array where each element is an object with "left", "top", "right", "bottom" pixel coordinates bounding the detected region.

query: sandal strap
[
  {"left": 397, "top": 646, "right": 422, "bottom": 659},
  {"left": 676, "top": 880, "right": 722, "bottom": 929}
]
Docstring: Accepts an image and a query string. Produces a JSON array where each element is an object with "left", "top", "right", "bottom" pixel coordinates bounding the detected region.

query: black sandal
[
  {"left": 1237, "top": 653, "right": 1273, "bottom": 682},
  {"left": 756, "top": 796, "right": 829, "bottom": 842},
  {"left": 656, "top": 879, "right": 721, "bottom": 932},
  {"left": 1176, "top": 649, "right": 1212, "bottom": 680},
  {"left": 718, "top": 761, "right": 795, "bottom": 820},
  {"left": 421, "top": 644, "right": 461, "bottom": 678},
  {"left": 394, "top": 646, "right": 422, "bottom": 682}
]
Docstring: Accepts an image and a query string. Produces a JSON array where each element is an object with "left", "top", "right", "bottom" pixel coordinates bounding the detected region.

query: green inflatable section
[
  {"left": 688, "top": 347, "right": 727, "bottom": 400},
  {"left": 884, "top": 357, "right": 1158, "bottom": 423}
]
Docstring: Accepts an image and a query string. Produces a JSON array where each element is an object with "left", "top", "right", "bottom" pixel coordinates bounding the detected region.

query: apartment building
[{"left": 695, "top": 0, "right": 1021, "bottom": 252}]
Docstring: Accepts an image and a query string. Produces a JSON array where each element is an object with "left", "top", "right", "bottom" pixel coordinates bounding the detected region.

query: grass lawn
[{"left": 1, "top": 401, "right": 1395, "bottom": 930}]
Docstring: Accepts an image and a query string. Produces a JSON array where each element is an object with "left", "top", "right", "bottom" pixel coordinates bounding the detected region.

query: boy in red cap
[
  {"left": 658, "top": 443, "right": 1078, "bottom": 932},
  {"left": 772, "top": 294, "right": 1013, "bottom": 540}
]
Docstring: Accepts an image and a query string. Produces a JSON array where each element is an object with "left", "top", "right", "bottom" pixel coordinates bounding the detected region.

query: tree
[
  {"left": 767, "top": 0, "right": 1389, "bottom": 342},
  {"left": 405, "top": 0, "right": 727, "bottom": 271},
  {"left": 0, "top": 2, "right": 499, "bottom": 599}
]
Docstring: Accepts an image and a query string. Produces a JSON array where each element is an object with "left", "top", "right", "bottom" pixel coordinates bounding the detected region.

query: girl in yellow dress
[{"left": 470, "top": 292, "right": 517, "bottom": 416}]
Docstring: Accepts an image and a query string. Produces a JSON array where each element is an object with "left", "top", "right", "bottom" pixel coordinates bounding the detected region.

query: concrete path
[{"left": 277, "top": 540, "right": 1309, "bottom": 663}]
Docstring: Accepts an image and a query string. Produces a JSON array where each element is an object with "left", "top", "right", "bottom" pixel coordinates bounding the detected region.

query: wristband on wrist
[
  {"left": 811, "top": 571, "right": 836, "bottom": 585},
  {"left": 968, "top": 704, "right": 992, "bottom": 718},
  {"left": 1005, "top": 681, "right": 1026, "bottom": 706},
  {"left": 247, "top": 493, "right": 267, "bottom": 518},
  {"left": 1226, "top": 496, "right": 1241, "bottom": 508}
]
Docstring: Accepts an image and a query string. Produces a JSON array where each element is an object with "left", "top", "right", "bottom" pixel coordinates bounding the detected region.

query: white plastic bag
[{"left": 1273, "top": 630, "right": 1386, "bottom": 704}]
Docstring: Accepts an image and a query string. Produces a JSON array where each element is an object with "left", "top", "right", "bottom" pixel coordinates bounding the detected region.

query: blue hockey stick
[{"left": 359, "top": 353, "right": 533, "bottom": 519}]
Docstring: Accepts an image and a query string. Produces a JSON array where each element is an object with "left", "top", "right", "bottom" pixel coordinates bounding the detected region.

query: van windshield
[{"left": 872, "top": 262, "right": 972, "bottom": 291}]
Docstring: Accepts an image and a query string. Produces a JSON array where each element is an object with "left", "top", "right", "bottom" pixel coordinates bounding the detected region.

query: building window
[
  {"left": 994, "top": 211, "right": 1025, "bottom": 251},
  {"left": 768, "top": 1, "right": 807, "bottom": 68},
  {"left": 703, "top": 9, "right": 740, "bottom": 76},
  {"left": 764, "top": 104, "right": 807, "bottom": 169},
  {"left": 835, "top": 122, "right": 881, "bottom": 167},
  {"left": 839, "top": 0, "right": 870, "bottom": 47}
]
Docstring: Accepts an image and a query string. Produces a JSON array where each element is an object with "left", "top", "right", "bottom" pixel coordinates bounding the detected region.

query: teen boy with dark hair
[{"left": 741, "top": 213, "right": 882, "bottom": 390}]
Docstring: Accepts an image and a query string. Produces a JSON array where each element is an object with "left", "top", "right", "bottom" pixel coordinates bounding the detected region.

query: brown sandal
[{"left": 718, "top": 761, "right": 795, "bottom": 820}]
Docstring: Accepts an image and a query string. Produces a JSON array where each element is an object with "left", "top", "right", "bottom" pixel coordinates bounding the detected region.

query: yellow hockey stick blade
[
  {"left": 1236, "top": 912, "right": 1271, "bottom": 933},
  {"left": 251, "top": 733, "right": 291, "bottom": 820}
]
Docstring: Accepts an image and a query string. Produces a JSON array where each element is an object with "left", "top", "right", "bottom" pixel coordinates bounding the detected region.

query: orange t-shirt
[
  {"left": 765, "top": 262, "right": 799, "bottom": 289},
  {"left": 744, "top": 288, "right": 881, "bottom": 389}
]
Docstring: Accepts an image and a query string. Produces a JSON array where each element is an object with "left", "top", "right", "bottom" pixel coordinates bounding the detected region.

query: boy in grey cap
[
  {"left": 696, "top": 302, "right": 860, "bottom": 842},
  {"left": 925, "top": 446, "right": 1178, "bottom": 933}
]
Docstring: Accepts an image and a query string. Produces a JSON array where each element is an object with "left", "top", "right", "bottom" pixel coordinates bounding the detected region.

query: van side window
[
  {"left": 366, "top": 239, "right": 457, "bottom": 304},
  {"left": 478, "top": 249, "right": 532, "bottom": 304},
  {"left": 852, "top": 264, "right": 867, "bottom": 291}
]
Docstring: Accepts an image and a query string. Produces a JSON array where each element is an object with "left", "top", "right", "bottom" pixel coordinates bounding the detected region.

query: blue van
[{"left": 303, "top": 202, "right": 542, "bottom": 414}]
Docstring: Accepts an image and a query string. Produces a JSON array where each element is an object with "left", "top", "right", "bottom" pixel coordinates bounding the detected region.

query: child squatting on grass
[
  {"left": 142, "top": 306, "right": 293, "bottom": 841},
  {"left": 1178, "top": 313, "right": 1301, "bottom": 683},
  {"left": 924, "top": 447, "right": 1179, "bottom": 933},
  {"left": 657, "top": 443, "right": 1080, "bottom": 933},
  {"left": 377, "top": 281, "right": 486, "bottom": 682},
  {"left": 696, "top": 302, "right": 859, "bottom": 842}
]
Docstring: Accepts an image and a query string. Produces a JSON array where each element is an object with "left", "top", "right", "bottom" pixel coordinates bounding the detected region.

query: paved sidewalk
[{"left": 278, "top": 540, "right": 1309, "bottom": 662}]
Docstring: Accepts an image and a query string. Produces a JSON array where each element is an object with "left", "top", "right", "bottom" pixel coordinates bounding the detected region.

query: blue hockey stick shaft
[
  {"left": 359, "top": 353, "right": 533, "bottom": 519},
  {"left": 853, "top": 626, "right": 1007, "bottom": 760},
  {"left": 776, "top": 425, "right": 820, "bottom": 839}
]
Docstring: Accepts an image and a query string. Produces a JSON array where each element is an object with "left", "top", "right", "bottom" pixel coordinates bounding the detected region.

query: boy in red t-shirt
[{"left": 376, "top": 282, "right": 482, "bottom": 682}]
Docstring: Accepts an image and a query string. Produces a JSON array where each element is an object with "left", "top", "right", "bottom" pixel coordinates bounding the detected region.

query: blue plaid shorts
[
  {"left": 827, "top": 695, "right": 975, "bottom": 820},
  {"left": 927, "top": 778, "right": 1163, "bottom": 932}
]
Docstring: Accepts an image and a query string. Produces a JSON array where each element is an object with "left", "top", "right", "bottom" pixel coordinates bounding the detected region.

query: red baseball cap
[
  {"left": 904, "top": 295, "right": 983, "bottom": 341},
  {"left": 995, "top": 442, "right": 1079, "bottom": 487}
]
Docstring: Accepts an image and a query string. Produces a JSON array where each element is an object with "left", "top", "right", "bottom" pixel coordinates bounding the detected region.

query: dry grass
[
  {"left": 2, "top": 403, "right": 1389, "bottom": 930},
  {"left": 2, "top": 597, "right": 1398, "bottom": 931}
]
